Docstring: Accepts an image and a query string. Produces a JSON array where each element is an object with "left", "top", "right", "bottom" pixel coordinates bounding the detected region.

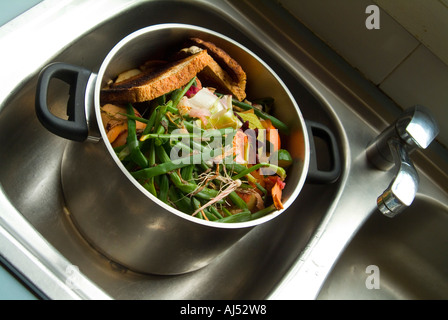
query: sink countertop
[
  {"left": 0, "top": 1, "right": 42, "bottom": 27},
  {"left": 0, "top": 0, "right": 43, "bottom": 300}
]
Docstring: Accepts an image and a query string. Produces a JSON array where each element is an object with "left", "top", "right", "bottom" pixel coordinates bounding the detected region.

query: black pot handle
[
  {"left": 305, "top": 120, "right": 341, "bottom": 184},
  {"left": 35, "top": 62, "right": 92, "bottom": 142}
]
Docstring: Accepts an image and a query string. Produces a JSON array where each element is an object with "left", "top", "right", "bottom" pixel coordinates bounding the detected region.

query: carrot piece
[
  {"left": 235, "top": 190, "right": 265, "bottom": 213},
  {"left": 250, "top": 168, "right": 265, "bottom": 188},
  {"left": 271, "top": 182, "right": 284, "bottom": 210},
  {"left": 236, "top": 191, "right": 256, "bottom": 211},
  {"left": 101, "top": 104, "right": 146, "bottom": 146},
  {"left": 107, "top": 124, "right": 128, "bottom": 144},
  {"left": 264, "top": 175, "right": 284, "bottom": 191},
  {"left": 233, "top": 130, "right": 248, "bottom": 164},
  {"left": 111, "top": 130, "right": 128, "bottom": 148}
]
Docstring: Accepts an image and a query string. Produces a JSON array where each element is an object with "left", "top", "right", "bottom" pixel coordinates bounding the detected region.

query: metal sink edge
[{"left": 0, "top": 0, "right": 446, "bottom": 300}]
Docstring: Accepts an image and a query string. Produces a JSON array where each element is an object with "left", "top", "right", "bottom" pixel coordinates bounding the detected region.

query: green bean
[
  {"left": 155, "top": 124, "right": 168, "bottom": 146},
  {"left": 203, "top": 208, "right": 219, "bottom": 221},
  {"left": 151, "top": 145, "right": 221, "bottom": 201},
  {"left": 166, "top": 104, "right": 178, "bottom": 114},
  {"left": 191, "top": 197, "right": 201, "bottom": 210},
  {"left": 254, "top": 182, "right": 267, "bottom": 196},
  {"left": 169, "top": 171, "right": 219, "bottom": 200},
  {"left": 156, "top": 102, "right": 170, "bottom": 122},
  {"left": 225, "top": 163, "right": 267, "bottom": 195},
  {"left": 158, "top": 174, "right": 169, "bottom": 203},
  {"left": 165, "top": 128, "right": 229, "bottom": 142},
  {"left": 170, "top": 141, "right": 211, "bottom": 171},
  {"left": 191, "top": 198, "right": 219, "bottom": 221},
  {"left": 141, "top": 133, "right": 207, "bottom": 141},
  {"left": 141, "top": 104, "right": 159, "bottom": 136},
  {"left": 215, "top": 210, "right": 251, "bottom": 223},
  {"left": 147, "top": 139, "right": 156, "bottom": 165},
  {"left": 117, "top": 145, "right": 130, "bottom": 161},
  {"left": 228, "top": 191, "right": 249, "bottom": 211},
  {"left": 168, "top": 185, "right": 191, "bottom": 214},
  {"left": 113, "top": 144, "right": 127, "bottom": 153},
  {"left": 222, "top": 207, "right": 232, "bottom": 217},
  {"left": 216, "top": 204, "right": 275, "bottom": 223},
  {"left": 143, "top": 172, "right": 157, "bottom": 196},
  {"left": 149, "top": 102, "right": 169, "bottom": 135},
  {"left": 208, "top": 205, "right": 223, "bottom": 219},
  {"left": 231, "top": 163, "right": 286, "bottom": 180},
  {"left": 141, "top": 139, "right": 157, "bottom": 196},
  {"left": 152, "top": 105, "right": 169, "bottom": 146},
  {"left": 181, "top": 165, "right": 194, "bottom": 182},
  {"left": 143, "top": 180, "right": 157, "bottom": 196},
  {"left": 191, "top": 197, "right": 204, "bottom": 219},
  {"left": 119, "top": 113, "right": 149, "bottom": 124},
  {"left": 126, "top": 103, "right": 148, "bottom": 168},
  {"left": 250, "top": 204, "right": 276, "bottom": 220},
  {"left": 183, "top": 121, "right": 203, "bottom": 133},
  {"left": 155, "top": 143, "right": 179, "bottom": 164},
  {"left": 172, "top": 77, "right": 197, "bottom": 108},
  {"left": 131, "top": 157, "right": 190, "bottom": 180},
  {"left": 142, "top": 100, "right": 171, "bottom": 138},
  {"left": 117, "top": 104, "right": 159, "bottom": 159}
]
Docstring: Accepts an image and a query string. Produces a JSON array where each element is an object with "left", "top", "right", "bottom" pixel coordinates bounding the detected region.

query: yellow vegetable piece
[
  {"left": 236, "top": 112, "right": 265, "bottom": 130},
  {"left": 210, "top": 108, "right": 240, "bottom": 129}
]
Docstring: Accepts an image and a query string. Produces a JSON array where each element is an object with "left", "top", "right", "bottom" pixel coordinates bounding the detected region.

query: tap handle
[
  {"left": 367, "top": 105, "right": 439, "bottom": 170},
  {"left": 396, "top": 105, "right": 439, "bottom": 151}
]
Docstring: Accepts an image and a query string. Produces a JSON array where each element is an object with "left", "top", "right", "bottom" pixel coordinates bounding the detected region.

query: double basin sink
[{"left": 0, "top": 0, "right": 446, "bottom": 299}]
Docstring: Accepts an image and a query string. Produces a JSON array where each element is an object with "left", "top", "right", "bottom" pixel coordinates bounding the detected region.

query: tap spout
[
  {"left": 376, "top": 138, "right": 419, "bottom": 217},
  {"left": 366, "top": 105, "right": 438, "bottom": 217}
]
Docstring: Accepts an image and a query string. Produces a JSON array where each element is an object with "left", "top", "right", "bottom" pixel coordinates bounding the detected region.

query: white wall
[{"left": 278, "top": 0, "right": 448, "bottom": 148}]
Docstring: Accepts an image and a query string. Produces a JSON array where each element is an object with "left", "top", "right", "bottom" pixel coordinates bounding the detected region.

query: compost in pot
[{"left": 99, "top": 37, "right": 293, "bottom": 223}]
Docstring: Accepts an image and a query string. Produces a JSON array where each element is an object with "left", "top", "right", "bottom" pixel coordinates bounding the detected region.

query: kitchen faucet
[{"left": 366, "top": 105, "right": 439, "bottom": 217}]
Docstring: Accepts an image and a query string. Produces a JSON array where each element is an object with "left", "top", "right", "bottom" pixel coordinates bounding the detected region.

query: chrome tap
[{"left": 366, "top": 105, "right": 439, "bottom": 217}]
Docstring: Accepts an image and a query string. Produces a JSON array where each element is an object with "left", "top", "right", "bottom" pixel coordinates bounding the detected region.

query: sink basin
[
  {"left": 318, "top": 196, "right": 448, "bottom": 300},
  {"left": 1, "top": 0, "right": 446, "bottom": 300},
  {"left": 0, "top": 0, "right": 343, "bottom": 299}
]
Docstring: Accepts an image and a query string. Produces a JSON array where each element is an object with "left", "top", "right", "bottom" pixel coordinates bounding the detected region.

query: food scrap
[{"left": 100, "top": 38, "right": 292, "bottom": 222}]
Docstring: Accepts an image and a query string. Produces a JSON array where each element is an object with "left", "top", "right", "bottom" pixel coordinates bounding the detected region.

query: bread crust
[
  {"left": 101, "top": 50, "right": 213, "bottom": 104},
  {"left": 199, "top": 59, "right": 246, "bottom": 101},
  {"left": 189, "top": 38, "right": 246, "bottom": 85},
  {"left": 100, "top": 38, "right": 248, "bottom": 103},
  {"left": 188, "top": 38, "right": 246, "bottom": 101}
]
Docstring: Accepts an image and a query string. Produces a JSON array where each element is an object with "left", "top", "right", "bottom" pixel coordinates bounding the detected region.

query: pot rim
[{"left": 93, "top": 23, "right": 310, "bottom": 229}]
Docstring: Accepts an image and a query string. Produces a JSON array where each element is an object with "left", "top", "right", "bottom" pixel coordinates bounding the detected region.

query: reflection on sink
[
  {"left": 318, "top": 196, "right": 448, "bottom": 300},
  {"left": 0, "top": 0, "right": 343, "bottom": 299}
]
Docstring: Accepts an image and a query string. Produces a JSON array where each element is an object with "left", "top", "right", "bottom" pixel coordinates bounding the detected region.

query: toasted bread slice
[
  {"left": 187, "top": 38, "right": 246, "bottom": 101},
  {"left": 101, "top": 50, "right": 213, "bottom": 104},
  {"left": 189, "top": 38, "right": 246, "bottom": 84},
  {"left": 199, "top": 59, "right": 246, "bottom": 101}
]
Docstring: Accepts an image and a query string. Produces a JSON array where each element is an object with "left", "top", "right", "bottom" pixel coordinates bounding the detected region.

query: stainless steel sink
[
  {"left": 318, "top": 195, "right": 448, "bottom": 300},
  {"left": 0, "top": 0, "right": 446, "bottom": 300},
  {"left": 0, "top": 0, "right": 343, "bottom": 299}
]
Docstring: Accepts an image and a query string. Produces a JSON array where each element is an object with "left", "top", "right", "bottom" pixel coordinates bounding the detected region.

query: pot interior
[{"left": 94, "top": 24, "right": 309, "bottom": 226}]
